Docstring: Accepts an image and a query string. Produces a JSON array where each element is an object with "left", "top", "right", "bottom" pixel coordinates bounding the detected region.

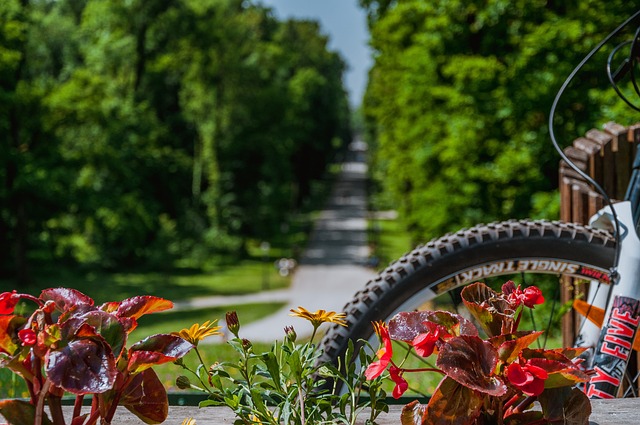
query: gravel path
[{"left": 187, "top": 141, "right": 377, "bottom": 343}]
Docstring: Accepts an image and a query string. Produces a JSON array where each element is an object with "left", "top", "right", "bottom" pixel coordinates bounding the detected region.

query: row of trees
[
  {"left": 1, "top": 0, "right": 351, "bottom": 285},
  {"left": 360, "top": 0, "right": 638, "bottom": 244}
]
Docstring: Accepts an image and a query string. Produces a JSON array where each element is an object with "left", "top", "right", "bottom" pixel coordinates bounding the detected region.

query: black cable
[{"left": 549, "top": 9, "right": 640, "bottom": 285}]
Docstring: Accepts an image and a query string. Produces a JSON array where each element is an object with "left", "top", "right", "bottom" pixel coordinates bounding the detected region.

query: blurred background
[{"left": 1, "top": 0, "right": 638, "bottom": 308}]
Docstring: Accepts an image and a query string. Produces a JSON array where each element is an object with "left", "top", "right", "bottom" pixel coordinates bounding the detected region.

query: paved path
[{"left": 184, "top": 141, "right": 377, "bottom": 343}]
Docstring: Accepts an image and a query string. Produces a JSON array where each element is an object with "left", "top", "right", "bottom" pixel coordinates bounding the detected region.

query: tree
[{"left": 361, "top": 0, "right": 636, "bottom": 243}]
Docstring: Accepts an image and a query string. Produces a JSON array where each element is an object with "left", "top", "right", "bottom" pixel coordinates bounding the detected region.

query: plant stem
[
  {"left": 402, "top": 367, "right": 445, "bottom": 374},
  {"left": 85, "top": 396, "right": 100, "bottom": 425},
  {"left": 298, "top": 385, "right": 306, "bottom": 425},
  {"left": 513, "top": 395, "right": 536, "bottom": 414},
  {"left": 73, "top": 395, "right": 84, "bottom": 420},
  {"left": 49, "top": 394, "right": 66, "bottom": 425},
  {"left": 35, "top": 378, "right": 52, "bottom": 425}
]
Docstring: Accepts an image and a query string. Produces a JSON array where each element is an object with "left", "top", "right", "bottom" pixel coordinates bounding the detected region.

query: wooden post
[{"left": 559, "top": 122, "right": 639, "bottom": 347}]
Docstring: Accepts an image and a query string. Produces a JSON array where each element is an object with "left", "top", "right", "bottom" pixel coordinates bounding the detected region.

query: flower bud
[
  {"left": 226, "top": 311, "right": 240, "bottom": 337},
  {"left": 242, "top": 338, "right": 252, "bottom": 351},
  {"left": 176, "top": 375, "right": 192, "bottom": 390},
  {"left": 284, "top": 325, "right": 297, "bottom": 342}
]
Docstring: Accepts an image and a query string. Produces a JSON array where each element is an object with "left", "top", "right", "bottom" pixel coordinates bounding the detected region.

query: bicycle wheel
[{"left": 319, "top": 219, "right": 620, "bottom": 393}]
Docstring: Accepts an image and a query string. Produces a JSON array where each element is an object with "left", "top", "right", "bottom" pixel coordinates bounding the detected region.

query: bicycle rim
[{"left": 319, "top": 219, "right": 620, "bottom": 395}]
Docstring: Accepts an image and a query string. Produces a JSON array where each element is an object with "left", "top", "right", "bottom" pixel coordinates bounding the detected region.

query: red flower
[
  {"left": 502, "top": 281, "right": 544, "bottom": 308},
  {"left": 389, "top": 365, "right": 408, "bottom": 398},
  {"left": 412, "top": 322, "right": 449, "bottom": 357},
  {"left": 18, "top": 328, "right": 37, "bottom": 346},
  {"left": 506, "top": 360, "right": 548, "bottom": 396},
  {"left": 0, "top": 291, "right": 19, "bottom": 315},
  {"left": 365, "top": 321, "right": 393, "bottom": 380}
]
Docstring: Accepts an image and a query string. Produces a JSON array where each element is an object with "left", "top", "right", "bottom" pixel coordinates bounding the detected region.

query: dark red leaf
[
  {"left": 461, "top": 282, "right": 515, "bottom": 337},
  {"left": 0, "top": 399, "right": 53, "bottom": 425},
  {"left": 437, "top": 335, "right": 507, "bottom": 396},
  {"left": 0, "top": 291, "right": 19, "bottom": 315},
  {"left": 389, "top": 311, "right": 477, "bottom": 342},
  {"left": 527, "top": 357, "right": 590, "bottom": 388},
  {"left": 490, "top": 331, "right": 543, "bottom": 362},
  {"left": 538, "top": 387, "right": 591, "bottom": 425},
  {"left": 128, "top": 334, "right": 193, "bottom": 374},
  {"left": 0, "top": 315, "right": 26, "bottom": 355},
  {"left": 121, "top": 369, "right": 168, "bottom": 424},
  {"left": 400, "top": 400, "right": 427, "bottom": 425},
  {"left": 45, "top": 337, "right": 117, "bottom": 394},
  {"left": 76, "top": 311, "right": 127, "bottom": 359},
  {"left": 425, "top": 377, "right": 484, "bottom": 425},
  {"left": 116, "top": 296, "right": 173, "bottom": 320},
  {"left": 40, "top": 288, "right": 94, "bottom": 313}
]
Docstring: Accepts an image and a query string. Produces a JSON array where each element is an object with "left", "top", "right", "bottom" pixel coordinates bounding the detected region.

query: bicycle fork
[{"left": 581, "top": 158, "right": 640, "bottom": 398}]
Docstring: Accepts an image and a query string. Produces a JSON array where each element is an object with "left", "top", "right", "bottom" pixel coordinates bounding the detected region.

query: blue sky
[{"left": 257, "top": 0, "right": 372, "bottom": 108}]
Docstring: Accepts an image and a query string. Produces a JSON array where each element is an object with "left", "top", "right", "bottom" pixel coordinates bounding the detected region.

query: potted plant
[
  {"left": 364, "top": 281, "right": 592, "bottom": 425},
  {"left": 0, "top": 288, "right": 193, "bottom": 425}
]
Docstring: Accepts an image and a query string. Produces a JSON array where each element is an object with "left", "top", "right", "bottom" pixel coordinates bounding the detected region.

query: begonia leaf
[
  {"left": 0, "top": 315, "right": 26, "bottom": 355},
  {"left": 437, "top": 335, "right": 507, "bottom": 396},
  {"left": 389, "top": 311, "right": 476, "bottom": 342},
  {"left": 121, "top": 368, "right": 168, "bottom": 424},
  {"left": 425, "top": 311, "right": 478, "bottom": 337},
  {"left": 116, "top": 296, "right": 173, "bottom": 320},
  {"left": 424, "top": 377, "right": 484, "bottom": 425},
  {"left": 40, "top": 288, "right": 93, "bottom": 313},
  {"left": 0, "top": 399, "right": 53, "bottom": 425},
  {"left": 503, "top": 411, "right": 544, "bottom": 425},
  {"left": 45, "top": 337, "right": 116, "bottom": 394},
  {"left": 529, "top": 357, "right": 590, "bottom": 388},
  {"left": 77, "top": 311, "right": 127, "bottom": 359},
  {"left": 490, "top": 331, "right": 543, "bottom": 363},
  {"left": 539, "top": 387, "right": 591, "bottom": 425},
  {"left": 461, "top": 282, "right": 515, "bottom": 337},
  {"left": 400, "top": 400, "right": 427, "bottom": 425},
  {"left": 128, "top": 334, "right": 193, "bottom": 374}
]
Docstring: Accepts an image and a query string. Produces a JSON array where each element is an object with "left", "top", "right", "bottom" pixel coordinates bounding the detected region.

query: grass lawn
[
  {"left": 0, "top": 260, "right": 290, "bottom": 306},
  {"left": 369, "top": 216, "right": 414, "bottom": 269}
]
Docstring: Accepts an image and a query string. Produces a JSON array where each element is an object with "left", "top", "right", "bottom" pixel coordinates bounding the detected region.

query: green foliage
[
  {"left": 174, "top": 313, "right": 387, "bottom": 424},
  {"left": 1, "top": 0, "right": 351, "bottom": 284},
  {"left": 361, "top": 0, "right": 637, "bottom": 242}
]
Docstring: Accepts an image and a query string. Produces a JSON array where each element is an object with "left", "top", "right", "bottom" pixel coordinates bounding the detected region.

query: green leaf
[
  {"left": 437, "top": 335, "right": 507, "bottom": 396},
  {"left": 261, "top": 351, "right": 283, "bottom": 391},
  {"left": 0, "top": 399, "right": 53, "bottom": 425},
  {"left": 121, "top": 369, "right": 168, "bottom": 424}
]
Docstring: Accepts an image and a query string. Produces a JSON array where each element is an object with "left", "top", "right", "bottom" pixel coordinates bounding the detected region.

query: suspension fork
[{"left": 583, "top": 148, "right": 640, "bottom": 399}]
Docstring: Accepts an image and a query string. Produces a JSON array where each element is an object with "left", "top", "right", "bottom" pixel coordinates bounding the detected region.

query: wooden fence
[{"left": 559, "top": 122, "right": 640, "bottom": 346}]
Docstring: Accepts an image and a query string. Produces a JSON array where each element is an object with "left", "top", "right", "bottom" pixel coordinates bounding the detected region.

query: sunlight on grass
[
  {"left": 0, "top": 260, "right": 290, "bottom": 305},
  {"left": 130, "top": 302, "right": 286, "bottom": 342},
  {"left": 369, "top": 215, "right": 413, "bottom": 269}
]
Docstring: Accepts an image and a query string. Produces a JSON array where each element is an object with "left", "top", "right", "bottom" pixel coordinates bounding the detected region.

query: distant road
[{"left": 194, "top": 139, "right": 378, "bottom": 342}]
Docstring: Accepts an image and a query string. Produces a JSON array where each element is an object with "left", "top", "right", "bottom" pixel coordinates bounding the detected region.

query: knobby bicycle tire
[{"left": 319, "top": 219, "right": 616, "bottom": 385}]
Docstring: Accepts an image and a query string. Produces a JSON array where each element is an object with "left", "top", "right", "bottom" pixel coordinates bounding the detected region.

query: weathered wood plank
[{"left": 59, "top": 399, "right": 639, "bottom": 424}]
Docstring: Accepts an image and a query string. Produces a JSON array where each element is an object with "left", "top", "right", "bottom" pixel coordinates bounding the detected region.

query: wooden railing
[{"left": 559, "top": 122, "right": 640, "bottom": 346}]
